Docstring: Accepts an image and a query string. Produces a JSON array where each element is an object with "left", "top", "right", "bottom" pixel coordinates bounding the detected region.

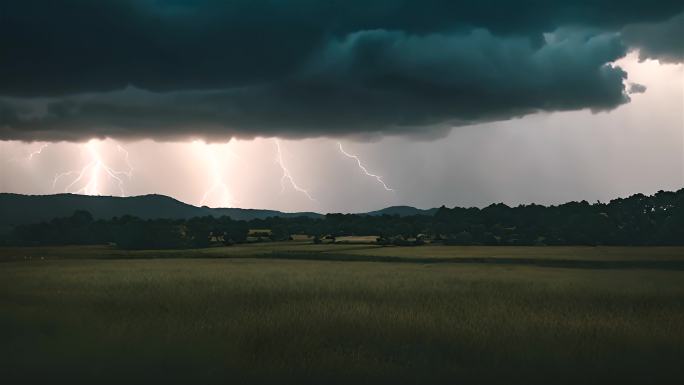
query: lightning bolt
[
  {"left": 274, "top": 139, "right": 315, "bottom": 201},
  {"left": 337, "top": 142, "right": 394, "bottom": 192},
  {"left": 27, "top": 143, "right": 49, "bottom": 161},
  {"left": 195, "top": 141, "right": 238, "bottom": 208},
  {"left": 52, "top": 140, "right": 134, "bottom": 197},
  {"left": 5, "top": 143, "right": 50, "bottom": 163},
  {"left": 116, "top": 145, "right": 134, "bottom": 178}
]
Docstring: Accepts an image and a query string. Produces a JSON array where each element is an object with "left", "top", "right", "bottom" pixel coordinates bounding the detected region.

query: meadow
[{"left": 1, "top": 244, "right": 683, "bottom": 384}]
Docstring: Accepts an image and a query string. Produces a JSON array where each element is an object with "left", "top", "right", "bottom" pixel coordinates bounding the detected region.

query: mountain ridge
[
  {"left": 363, "top": 205, "right": 439, "bottom": 217},
  {"left": 0, "top": 193, "right": 437, "bottom": 228}
]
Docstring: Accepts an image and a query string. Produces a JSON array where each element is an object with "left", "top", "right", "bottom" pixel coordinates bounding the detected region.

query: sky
[{"left": 1, "top": 1, "right": 683, "bottom": 213}]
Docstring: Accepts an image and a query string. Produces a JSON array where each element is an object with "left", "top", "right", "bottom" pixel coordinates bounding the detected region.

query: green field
[{"left": 1, "top": 244, "right": 683, "bottom": 384}]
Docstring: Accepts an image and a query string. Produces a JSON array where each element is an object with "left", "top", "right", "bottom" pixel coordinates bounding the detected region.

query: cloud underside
[
  {"left": 622, "top": 12, "right": 684, "bottom": 63},
  {"left": 0, "top": 1, "right": 682, "bottom": 142}
]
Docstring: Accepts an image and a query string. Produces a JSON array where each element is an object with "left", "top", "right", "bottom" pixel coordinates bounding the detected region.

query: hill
[
  {"left": 364, "top": 205, "right": 438, "bottom": 217},
  {"left": 0, "top": 193, "right": 322, "bottom": 228}
]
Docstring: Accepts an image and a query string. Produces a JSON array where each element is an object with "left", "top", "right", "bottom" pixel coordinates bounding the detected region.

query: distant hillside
[
  {"left": 0, "top": 193, "right": 322, "bottom": 227},
  {"left": 364, "top": 206, "right": 438, "bottom": 217}
]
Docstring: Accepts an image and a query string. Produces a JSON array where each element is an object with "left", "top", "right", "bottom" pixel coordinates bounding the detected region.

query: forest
[{"left": 5, "top": 189, "right": 684, "bottom": 249}]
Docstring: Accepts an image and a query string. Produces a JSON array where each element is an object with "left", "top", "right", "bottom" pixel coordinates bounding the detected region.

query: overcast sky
[{"left": 1, "top": 1, "right": 682, "bottom": 213}]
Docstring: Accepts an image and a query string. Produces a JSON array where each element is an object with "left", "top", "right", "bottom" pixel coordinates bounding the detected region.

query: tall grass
[{"left": 1, "top": 257, "right": 683, "bottom": 384}]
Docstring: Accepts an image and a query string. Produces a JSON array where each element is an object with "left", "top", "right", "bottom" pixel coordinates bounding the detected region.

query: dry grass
[
  {"left": 4, "top": 243, "right": 684, "bottom": 262},
  {"left": 1, "top": 246, "right": 684, "bottom": 384},
  {"left": 343, "top": 244, "right": 684, "bottom": 261},
  {"left": 335, "top": 235, "right": 380, "bottom": 244},
  {"left": 0, "top": 242, "right": 377, "bottom": 261}
]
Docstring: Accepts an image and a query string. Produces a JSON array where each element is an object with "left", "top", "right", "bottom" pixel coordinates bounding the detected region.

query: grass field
[{"left": 1, "top": 244, "right": 683, "bottom": 384}]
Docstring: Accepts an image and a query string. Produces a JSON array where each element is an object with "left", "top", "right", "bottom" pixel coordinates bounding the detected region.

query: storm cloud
[
  {"left": 0, "top": 0, "right": 682, "bottom": 141},
  {"left": 622, "top": 12, "right": 684, "bottom": 63}
]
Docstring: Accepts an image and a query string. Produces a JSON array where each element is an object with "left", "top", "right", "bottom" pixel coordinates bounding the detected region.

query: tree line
[{"left": 4, "top": 189, "right": 684, "bottom": 249}]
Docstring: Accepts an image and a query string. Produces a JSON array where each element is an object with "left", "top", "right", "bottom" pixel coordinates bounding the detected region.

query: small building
[
  {"left": 247, "top": 229, "right": 272, "bottom": 242},
  {"left": 291, "top": 234, "right": 313, "bottom": 241},
  {"left": 248, "top": 229, "right": 272, "bottom": 237},
  {"left": 335, "top": 235, "right": 379, "bottom": 244}
]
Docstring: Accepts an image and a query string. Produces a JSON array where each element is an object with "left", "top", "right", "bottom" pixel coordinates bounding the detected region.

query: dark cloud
[
  {"left": 0, "top": 0, "right": 682, "bottom": 141},
  {"left": 622, "top": 13, "right": 684, "bottom": 63},
  {"left": 628, "top": 83, "right": 648, "bottom": 94}
]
